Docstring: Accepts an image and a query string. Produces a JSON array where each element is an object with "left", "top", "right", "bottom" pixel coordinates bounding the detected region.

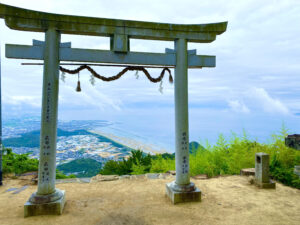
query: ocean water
[{"left": 7, "top": 105, "right": 299, "bottom": 154}]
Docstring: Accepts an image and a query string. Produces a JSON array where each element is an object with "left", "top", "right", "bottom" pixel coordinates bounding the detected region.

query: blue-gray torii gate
[{"left": 0, "top": 3, "right": 227, "bottom": 217}]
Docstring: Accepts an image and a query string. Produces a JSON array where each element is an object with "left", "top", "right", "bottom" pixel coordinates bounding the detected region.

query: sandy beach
[{"left": 89, "top": 130, "right": 169, "bottom": 155}]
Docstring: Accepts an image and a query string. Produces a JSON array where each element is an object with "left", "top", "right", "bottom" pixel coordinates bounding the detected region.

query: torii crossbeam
[{"left": 0, "top": 3, "right": 227, "bottom": 216}]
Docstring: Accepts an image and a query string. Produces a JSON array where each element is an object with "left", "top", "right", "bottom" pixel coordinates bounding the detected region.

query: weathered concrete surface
[
  {"left": 166, "top": 38, "right": 201, "bottom": 203},
  {"left": 23, "top": 28, "right": 66, "bottom": 217},
  {"left": 36, "top": 28, "right": 61, "bottom": 195},
  {"left": 6, "top": 44, "right": 216, "bottom": 68},
  {"left": 0, "top": 3, "right": 227, "bottom": 42},
  {"left": 24, "top": 190, "right": 65, "bottom": 217},
  {"left": 254, "top": 179, "right": 276, "bottom": 189},
  {"left": 174, "top": 38, "right": 190, "bottom": 186},
  {"left": 166, "top": 182, "right": 201, "bottom": 204}
]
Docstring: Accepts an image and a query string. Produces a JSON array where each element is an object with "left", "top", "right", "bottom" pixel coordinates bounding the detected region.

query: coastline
[{"left": 89, "top": 129, "right": 168, "bottom": 155}]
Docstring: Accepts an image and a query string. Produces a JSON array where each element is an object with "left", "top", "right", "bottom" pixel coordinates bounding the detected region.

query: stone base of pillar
[
  {"left": 166, "top": 181, "right": 201, "bottom": 204},
  {"left": 254, "top": 179, "right": 276, "bottom": 189},
  {"left": 24, "top": 189, "right": 66, "bottom": 217}
]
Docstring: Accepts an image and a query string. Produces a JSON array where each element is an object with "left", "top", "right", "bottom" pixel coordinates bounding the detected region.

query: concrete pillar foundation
[
  {"left": 24, "top": 190, "right": 65, "bottom": 217},
  {"left": 253, "top": 179, "right": 276, "bottom": 189},
  {"left": 166, "top": 181, "right": 201, "bottom": 204}
]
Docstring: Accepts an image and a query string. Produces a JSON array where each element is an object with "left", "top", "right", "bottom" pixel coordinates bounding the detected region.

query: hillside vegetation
[
  {"left": 2, "top": 126, "right": 300, "bottom": 188},
  {"left": 57, "top": 158, "right": 102, "bottom": 177},
  {"left": 2, "top": 148, "right": 75, "bottom": 179},
  {"left": 100, "top": 127, "right": 300, "bottom": 189}
]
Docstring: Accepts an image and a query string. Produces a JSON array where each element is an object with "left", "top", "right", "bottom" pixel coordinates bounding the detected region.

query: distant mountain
[
  {"left": 189, "top": 141, "right": 205, "bottom": 155},
  {"left": 3, "top": 128, "right": 131, "bottom": 150},
  {"left": 152, "top": 141, "right": 205, "bottom": 159},
  {"left": 3, "top": 129, "right": 89, "bottom": 148},
  {"left": 57, "top": 158, "right": 102, "bottom": 178}
]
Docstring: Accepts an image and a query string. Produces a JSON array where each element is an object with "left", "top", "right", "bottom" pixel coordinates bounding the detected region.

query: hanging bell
[
  {"left": 169, "top": 74, "right": 173, "bottom": 84},
  {"left": 76, "top": 81, "right": 81, "bottom": 92}
]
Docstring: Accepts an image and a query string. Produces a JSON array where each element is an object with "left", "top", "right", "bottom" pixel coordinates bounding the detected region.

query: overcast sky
[{"left": 1, "top": 0, "right": 300, "bottom": 147}]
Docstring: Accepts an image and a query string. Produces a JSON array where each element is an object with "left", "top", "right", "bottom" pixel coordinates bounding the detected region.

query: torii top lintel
[{"left": 0, "top": 3, "right": 227, "bottom": 43}]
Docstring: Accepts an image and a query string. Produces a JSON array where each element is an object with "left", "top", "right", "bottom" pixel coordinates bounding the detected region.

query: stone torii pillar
[
  {"left": 0, "top": 3, "right": 227, "bottom": 215},
  {"left": 23, "top": 28, "right": 65, "bottom": 217},
  {"left": 165, "top": 39, "right": 201, "bottom": 203}
]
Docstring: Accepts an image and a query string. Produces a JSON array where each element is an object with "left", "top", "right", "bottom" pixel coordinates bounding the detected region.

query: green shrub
[
  {"left": 2, "top": 147, "right": 77, "bottom": 179},
  {"left": 2, "top": 148, "right": 39, "bottom": 175},
  {"left": 56, "top": 169, "right": 76, "bottom": 179},
  {"left": 150, "top": 155, "right": 175, "bottom": 173},
  {"left": 131, "top": 161, "right": 147, "bottom": 175},
  {"left": 99, "top": 150, "right": 152, "bottom": 175}
]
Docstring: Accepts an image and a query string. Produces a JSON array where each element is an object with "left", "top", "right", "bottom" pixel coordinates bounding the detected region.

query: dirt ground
[{"left": 0, "top": 176, "right": 299, "bottom": 225}]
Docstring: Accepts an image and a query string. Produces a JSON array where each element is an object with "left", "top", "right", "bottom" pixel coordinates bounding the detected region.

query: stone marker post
[
  {"left": 166, "top": 39, "right": 201, "bottom": 204},
  {"left": 24, "top": 28, "right": 66, "bottom": 217},
  {"left": 254, "top": 152, "right": 275, "bottom": 189}
]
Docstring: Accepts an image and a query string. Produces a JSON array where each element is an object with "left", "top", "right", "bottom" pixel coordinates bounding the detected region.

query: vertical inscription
[
  {"left": 181, "top": 132, "right": 188, "bottom": 151},
  {"left": 42, "top": 135, "right": 51, "bottom": 183},
  {"left": 46, "top": 82, "right": 51, "bottom": 123},
  {"left": 181, "top": 132, "right": 188, "bottom": 174},
  {"left": 182, "top": 156, "right": 188, "bottom": 174},
  {"left": 42, "top": 161, "right": 50, "bottom": 183},
  {"left": 43, "top": 135, "right": 51, "bottom": 156}
]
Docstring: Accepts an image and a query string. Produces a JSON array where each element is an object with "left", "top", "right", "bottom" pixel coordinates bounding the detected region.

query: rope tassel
[
  {"left": 159, "top": 80, "right": 163, "bottom": 94},
  {"left": 76, "top": 73, "right": 81, "bottom": 92},
  {"left": 61, "top": 71, "right": 66, "bottom": 82},
  {"left": 135, "top": 70, "right": 139, "bottom": 79}
]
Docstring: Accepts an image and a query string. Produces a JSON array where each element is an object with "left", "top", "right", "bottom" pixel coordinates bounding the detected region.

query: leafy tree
[
  {"left": 100, "top": 150, "right": 152, "bottom": 175},
  {"left": 2, "top": 148, "right": 38, "bottom": 175}
]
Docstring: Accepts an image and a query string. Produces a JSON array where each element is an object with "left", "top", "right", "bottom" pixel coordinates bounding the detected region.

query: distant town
[{"left": 2, "top": 116, "right": 132, "bottom": 166}]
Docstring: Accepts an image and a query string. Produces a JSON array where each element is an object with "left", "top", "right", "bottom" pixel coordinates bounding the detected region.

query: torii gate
[{"left": 0, "top": 3, "right": 227, "bottom": 217}]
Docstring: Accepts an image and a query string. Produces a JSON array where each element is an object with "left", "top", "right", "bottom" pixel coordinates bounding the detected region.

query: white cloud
[
  {"left": 247, "top": 87, "right": 289, "bottom": 115},
  {"left": 3, "top": 94, "right": 41, "bottom": 108},
  {"left": 228, "top": 100, "right": 250, "bottom": 113}
]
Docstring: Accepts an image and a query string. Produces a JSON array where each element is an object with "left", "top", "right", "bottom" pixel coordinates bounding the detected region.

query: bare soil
[{"left": 0, "top": 176, "right": 299, "bottom": 225}]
